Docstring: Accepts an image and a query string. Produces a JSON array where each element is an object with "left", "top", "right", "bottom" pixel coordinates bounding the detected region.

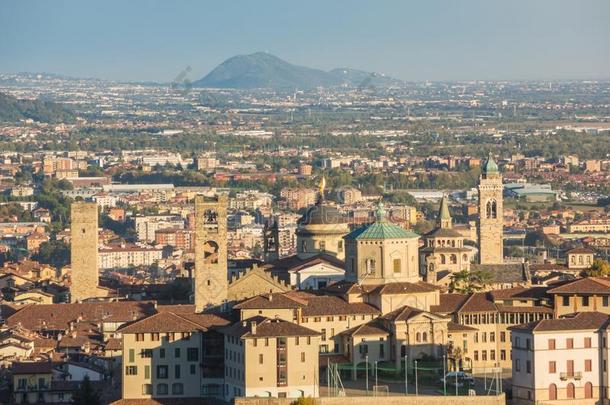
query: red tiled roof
[
  {"left": 547, "top": 277, "right": 610, "bottom": 295},
  {"left": 510, "top": 312, "right": 609, "bottom": 332}
]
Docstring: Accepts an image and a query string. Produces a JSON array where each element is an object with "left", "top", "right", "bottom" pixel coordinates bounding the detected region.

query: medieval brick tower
[
  {"left": 194, "top": 194, "right": 228, "bottom": 312},
  {"left": 478, "top": 153, "right": 504, "bottom": 264},
  {"left": 70, "top": 202, "right": 99, "bottom": 303}
]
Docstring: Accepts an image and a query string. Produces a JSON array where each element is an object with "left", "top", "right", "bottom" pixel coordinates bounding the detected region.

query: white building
[
  {"left": 510, "top": 312, "right": 608, "bottom": 404},
  {"left": 98, "top": 244, "right": 163, "bottom": 270},
  {"left": 134, "top": 215, "right": 184, "bottom": 242}
]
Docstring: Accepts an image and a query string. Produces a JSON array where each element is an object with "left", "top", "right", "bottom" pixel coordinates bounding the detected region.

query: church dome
[{"left": 298, "top": 203, "right": 345, "bottom": 226}]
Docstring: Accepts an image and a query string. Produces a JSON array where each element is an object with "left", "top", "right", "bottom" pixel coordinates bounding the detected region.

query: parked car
[{"left": 440, "top": 371, "right": 475, "bottom": 387}]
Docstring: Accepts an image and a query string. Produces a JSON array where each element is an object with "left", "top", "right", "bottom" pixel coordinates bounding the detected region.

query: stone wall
[{"left": 235, "top": 394, "right": 505, "bottom": 405}]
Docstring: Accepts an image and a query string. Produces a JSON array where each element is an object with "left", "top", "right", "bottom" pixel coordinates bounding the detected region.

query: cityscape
[{"left": 0, "top": 1, "right": 609, "bottom": 405}]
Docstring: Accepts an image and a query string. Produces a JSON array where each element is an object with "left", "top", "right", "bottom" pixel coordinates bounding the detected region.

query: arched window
[
  {"left": 567, "top": 383, "right": 575, "bottom": 399},
  {"left": 440, "top": 254, "right": 446, "bottom": 265},
  {"left": 157, "top": 384, "right": 168, "bottom": 395},
  {"left": 172, "top": 383, "right": 184, "bottom": 395},
  {"left": 585, "top": 382, "right": 593, "bottom": 399},
  {"left": 486, "top": 199, "right": 497, "bottom": 219},
  {"left": 450, "top": 254, "right": 457, "bottom": 264},
  {"left": 416, "top": 332, "right": 421, "bottom": 342},
  {"left": 301, "top": 240, "right": 307, "bottom": 252},
  {"left": 422, "top": 332, "right": 428, "bottom": 342},
  {"left": 548, "top": 384, "right": 557, "bottom": 400},
  {"left": 462, "top": 254, "right": 468, "bottom": 262}
]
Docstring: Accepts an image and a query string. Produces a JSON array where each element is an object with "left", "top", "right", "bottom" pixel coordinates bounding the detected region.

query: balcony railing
[{"left": 560, "top": 372, "right": 582, "bottom": 381}]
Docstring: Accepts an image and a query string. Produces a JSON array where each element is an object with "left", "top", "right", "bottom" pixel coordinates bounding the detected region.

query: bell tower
[
  {"left": 263, "top": 217, "right": 280, "bottom": 262},
  {"left": 478, "top": 153, "right": 504, "bottom": 265},
  {"left": 194, "top": 194, "right": 228, "bottom": 312}
]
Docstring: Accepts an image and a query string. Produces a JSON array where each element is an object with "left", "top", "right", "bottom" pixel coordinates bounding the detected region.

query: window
[
  {"left": 549, "top": 361, "right": 556, "bottom": 373},
  {"left": 172, "top": 383, "right": 184, "bottom": 395},
  {"left": 259, "top": 354, "right": 264, "bottom": 364},
  {"left": 126, "top": 366, "right": 138, "bottom": 375},
  {"left": 144, "top": 366, "right": 150, "bottom": 379},
  {"left": 175, "top": 348, "right": 181, "bottom": 358},
  {"left": 157, "top": 383, "right": 168, "bottom": 395},
  {"left": 490, "top": 350, "right": 495, "bottom": 361},
  {"left": 129, "top": 349, "right": 135, "bottom": 363},
  {"left": 567, "top": 360, "right": 574, "bottom": 377},
  {"left": 604, "top": 296, "right": 609, "bottom": 307},
  {"left": 190, "top": 364, "right": 196, "bottom": 375},
  {"left": 151, "top": 333, "right": 160, "bottom": 341},
  {"left": 500, "top": 332, "right": 506, "bottom": 342},
  {"left": 393, "top": 258, "right": 401, "bottom": 273},
  {"left": 562, "top": 296, "right": 569, "bottom": 306},
  {"left": 187, "top": 348, "right": 199, "bottom": 361},
  {"left": 319, "top": 241, "right": 326, "bottom": 251},
  {"left": 141, "top": 349, "right": 152, "bottom": 358},
  {"left": 482, "top": 350, "right": 487, "bottom": 361},
  {"left": 380, "top": 344, "right": 385, "bottom": 358},
  {"left": 490, "top": 332, "right": 495, "bottom": 342},
  {"left": 548, "top": 339, "right": 556, "bottom": 350},
  {"left": 321, "top": 329, "right": 327, "bottom": 341},
  {"left": 365, "top": 258, "right": 376, "bottom": 274},
  {"left": 301, "top": 352, "right": 306, "bottom": 362},
  {"left": 515, "top": 359, "right": 521, "bottom": 372},
  {"left": 157, "top": 365, "right": 168, "bottom": 379},
  {"left": 566, "top": 338, "right": 573, "bottom": 349},
  {"left": 500, "top": 350, "right": 506, "bottom": 361},
  {"left": 136, "top": 333, "right": 144, "bottom": 341},
  {"left": 526, "top": 361, "right": 531, "bottom": 374},
  {"left": 585, "top": 382, "right": 593, "bottom": 399},
  {"left": 583, "top": 296, "right": 590, "bottom": 306},
  {"left": 142, "top": 384, "right": 152, "bottom": 395},
  {"left": 486, "top": 199, "right": 497, "bottom": 219},
  {"left": 585, "top": 359, "right": 592, "bottom": 372},
  {"left": 474, "top": 351, "right": 479, "bottom": 361},
  {"left": 585, "top": 337, "right": 592, "bottom": 348},
  {"left": 175, "top": 365, "right": 181, "bottom": 379},
  {"left": 159, "top": 348, "right": 166, "bottom": 358},
  {"left": 567, "top": 383, "right": 575, "bottom": 399},
  {"left": 549, "top": 384, "right": 557, "bottom": 401}
]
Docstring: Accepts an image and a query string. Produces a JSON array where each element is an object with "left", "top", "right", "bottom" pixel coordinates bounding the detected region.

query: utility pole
[
  {"left": 443, "top": 354, "right": 447, "bottom": 395},
  {"left": 404, "top": 354, "right": 408, "bottom": 395},
  {"left": 415, "top": 360, "right": 418, "bottom": 396},
  {"left": 365, "top": 355, "right": 369, "bottom": 396}
]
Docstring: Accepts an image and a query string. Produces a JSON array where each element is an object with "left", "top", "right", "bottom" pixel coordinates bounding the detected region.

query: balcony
[{"left": 560, "top": 372, "right": 582, "bottom": 381}]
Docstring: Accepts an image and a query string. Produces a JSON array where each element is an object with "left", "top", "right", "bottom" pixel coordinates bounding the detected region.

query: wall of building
[{"left": 235, "top": 394, "right": 506, "bottom": 405}]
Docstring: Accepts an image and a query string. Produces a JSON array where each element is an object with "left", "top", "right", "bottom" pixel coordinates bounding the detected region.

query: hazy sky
[{"left": 1, "top": 0, "right": 609, "bottom": 82}]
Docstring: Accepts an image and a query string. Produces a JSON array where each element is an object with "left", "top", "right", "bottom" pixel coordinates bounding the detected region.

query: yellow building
[{"left": 223, "top": 316, "right": 320, "bottom": 400}]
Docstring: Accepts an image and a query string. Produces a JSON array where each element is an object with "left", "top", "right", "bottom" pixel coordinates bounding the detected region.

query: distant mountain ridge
[
  {"left": 0, "top": 92, "right": 74, "bottom": 123},
  {"left": 194, "top": 52, "right": 402, "bottom": 90}
]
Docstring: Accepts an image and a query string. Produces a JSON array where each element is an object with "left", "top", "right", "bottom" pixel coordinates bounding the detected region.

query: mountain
[
  {"left": 0, "top": 92, "right": 74, "bottom": 123},
  {"left": 193, "top": 52, "right": 402, "bottom": 90}
]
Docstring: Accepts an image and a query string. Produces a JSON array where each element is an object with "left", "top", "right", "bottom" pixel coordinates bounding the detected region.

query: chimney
[
  {"left": 268, "top": 294, "right": 273, "bottom": 302},
  {"left": 250, "top": 321, "right": 257, "bottom": 335}
]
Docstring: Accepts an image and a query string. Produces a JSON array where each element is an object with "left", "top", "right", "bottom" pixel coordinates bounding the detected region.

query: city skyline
[{"left": 1, "top": 0, "right": 609, "bottom": 82}]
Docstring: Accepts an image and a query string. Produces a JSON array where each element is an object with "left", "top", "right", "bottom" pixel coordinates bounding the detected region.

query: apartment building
[
  {"left": 222, "top": 316, "right": 320, "bottom": 401},
  {"left": 548, "top": 277, "right": 610, "bottom": 317},
  {"left": 119, "top": 311, "right": 230, "bottom": 401},
  {"left": 134, "top": 215, "right": 184, "bottom": 242},
  {"left": 98, "top": 244, "right": 163, "bottom": 270},
  {"left": 510, "top": 312, "right": 608, "bottom": 404}
]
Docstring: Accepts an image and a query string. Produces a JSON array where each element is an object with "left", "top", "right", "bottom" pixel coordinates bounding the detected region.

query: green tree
[
  {"left": 32, "top": 240, "right": 70, "bottom": 269},
  {"left": 582, "top": 259, "right": 610, "bottom": 277},
  {"left": 70, "top": 376, "right": 101, "bottom": 405},
  {"left": 449, "top": 269, "right": 493, "bottom": 294}
]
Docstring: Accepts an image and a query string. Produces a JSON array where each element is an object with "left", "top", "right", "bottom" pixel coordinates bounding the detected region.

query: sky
[{"left": 1, "top": 0, "right": 609, "bottom": 82}]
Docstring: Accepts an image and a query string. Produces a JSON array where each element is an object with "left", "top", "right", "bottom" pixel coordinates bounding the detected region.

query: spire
[{"left": 438, "top": 195, "right": 452, "bottom": 229}]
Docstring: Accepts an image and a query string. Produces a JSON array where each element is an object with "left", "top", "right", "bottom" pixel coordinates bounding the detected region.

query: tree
[
  {"left": 449, "top": 269, "right": 492, "bottom": 294},
  {"left": 71, "top": 376, "right": 101, "bottom": 405},
  {"left": 582, "top": 259, "right": 610, "bottom": 277},
  {"left": 32, "top": 240, "right": 70, "bottom": 269}
]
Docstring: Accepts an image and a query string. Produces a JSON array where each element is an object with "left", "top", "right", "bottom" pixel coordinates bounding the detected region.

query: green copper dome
[
  {"left": 344, "top": 202, "right": 419, "bottom": 241},
  {"left": 483, "top": 152, "right": 499, "bottom": 174}
]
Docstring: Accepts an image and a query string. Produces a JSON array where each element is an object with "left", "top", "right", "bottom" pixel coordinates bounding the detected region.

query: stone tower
[
  {"left": 194, "top": 194, "right": 228, "bottom": 312},
  {"left": 263, "top": 217, "right": 280, "bottom": 262},
  {"left": 438, "top": 195, "right": 452, "bottom": 229},
  {"left": 70, "top": 202, "right": 99, "bottom": 303},
  {"left": 478, "top": 153, "right": 504, "bottom": 264}
]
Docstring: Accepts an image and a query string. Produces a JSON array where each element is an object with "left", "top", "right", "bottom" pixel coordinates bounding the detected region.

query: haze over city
[{"left": 1, "top": 0, "right": 610, "bottom": 81}]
